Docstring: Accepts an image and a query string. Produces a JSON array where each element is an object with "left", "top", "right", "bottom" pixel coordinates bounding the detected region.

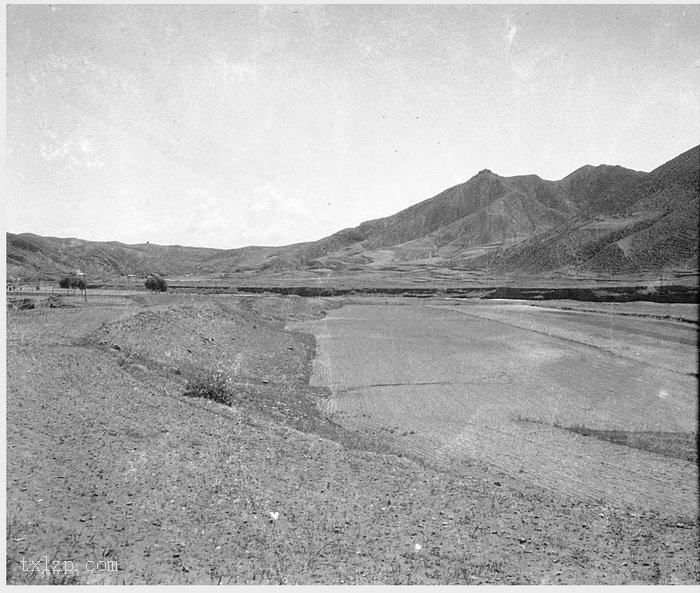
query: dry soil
[{"left": 5, "top": 292, "right": 699, "bottom": 584}]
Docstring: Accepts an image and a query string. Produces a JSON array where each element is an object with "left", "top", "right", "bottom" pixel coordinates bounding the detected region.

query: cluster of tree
[
  {"left": 58, "top": 276, "right": 87, "bottom": 291},
  {"left": 58, "top": 275, "right": 88, "bottom": 302},
  {"left": 145, "top": 273, "right": 168, "bottom": 293}
]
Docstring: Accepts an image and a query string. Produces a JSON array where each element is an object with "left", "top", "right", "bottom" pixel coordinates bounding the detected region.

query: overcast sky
[{"left": 6, "top": 4, "right": 700, "bottom": 249}]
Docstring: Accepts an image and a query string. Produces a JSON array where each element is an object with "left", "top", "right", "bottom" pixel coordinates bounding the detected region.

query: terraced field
[{"left": 294, "top": 300, "right": 698, "bottom": 519}]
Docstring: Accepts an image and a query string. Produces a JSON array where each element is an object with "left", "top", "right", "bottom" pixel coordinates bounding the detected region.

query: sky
[{"left": 6, "top": 4, "right": 700, "bottom": 249}]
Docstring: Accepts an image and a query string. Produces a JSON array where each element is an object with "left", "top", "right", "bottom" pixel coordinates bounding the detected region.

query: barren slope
[{"left": 489, "top": 145, "right": 699, "bottom": 274}]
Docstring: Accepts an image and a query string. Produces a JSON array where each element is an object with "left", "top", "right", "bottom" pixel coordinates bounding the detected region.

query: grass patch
[{"left": 183, "top": 369, "right": 234, "bottom": 406}]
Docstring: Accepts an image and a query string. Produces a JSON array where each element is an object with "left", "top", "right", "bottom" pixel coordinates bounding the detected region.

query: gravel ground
[{"left": 6, "top": 293, "right": 699, "bottom": 584}]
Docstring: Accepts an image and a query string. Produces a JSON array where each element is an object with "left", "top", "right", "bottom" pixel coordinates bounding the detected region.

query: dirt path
[{"left": 294, "top": 301, "right": 698, "bottom": 519}]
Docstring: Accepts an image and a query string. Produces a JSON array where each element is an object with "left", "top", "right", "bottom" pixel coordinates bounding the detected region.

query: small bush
[{"left": 183, "top": 369, "right": 233, "bottom": 406}]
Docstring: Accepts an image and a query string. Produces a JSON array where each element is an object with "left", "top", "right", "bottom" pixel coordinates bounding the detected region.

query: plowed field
[{"left": 294, "top": 300, "right": 698, "bottom": 519}]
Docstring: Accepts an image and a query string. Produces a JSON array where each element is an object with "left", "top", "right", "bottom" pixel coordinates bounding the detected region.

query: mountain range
[{"left": 7, "top": 145, "right": 698, "bottom": 282}]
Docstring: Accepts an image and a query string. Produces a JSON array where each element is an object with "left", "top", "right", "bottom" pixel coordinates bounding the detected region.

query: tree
[
  {"left": 69, "top": 277, "right": 86, "bottom": 292},
  {"left": 145, "top": 273, "right": 168, "bottom": 293},
  {"left": 59, "top": 276, "right": 87, "bottom": 300},
  {"left": 59, "top": 277, "right": 71, "bottom": 290}
]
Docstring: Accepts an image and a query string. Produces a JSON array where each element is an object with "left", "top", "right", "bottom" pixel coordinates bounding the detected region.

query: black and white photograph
[{"left": 5, "top": 2, "right": 699, "bottom": 585}]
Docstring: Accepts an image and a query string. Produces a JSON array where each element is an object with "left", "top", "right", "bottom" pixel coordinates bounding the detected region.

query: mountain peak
[
  {"left": 563, "top": 163, "right": 643, "bottom": 181},
  {"left": 563, "top": 164, "right": 601, "bottom": 180}
]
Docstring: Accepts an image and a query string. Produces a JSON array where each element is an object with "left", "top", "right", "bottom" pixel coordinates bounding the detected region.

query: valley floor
[
  {"left": 295, "top": 299, "right": 697, "bottom": 515},
  {"left": 5, "top": 291, "right": 699, "bottom": 584}
]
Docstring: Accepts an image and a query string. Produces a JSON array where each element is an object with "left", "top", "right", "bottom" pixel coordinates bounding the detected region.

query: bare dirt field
[
  {"left": 295, "top": 299, "right": 697, "bottom": 516},
  {"left": 6, "top": 292, "right": 699, "bottom": 584}
]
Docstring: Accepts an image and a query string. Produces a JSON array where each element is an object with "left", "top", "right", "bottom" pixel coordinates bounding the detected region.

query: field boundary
[{"left": 160, "top": 284, "right": 699, "bottom": 304}]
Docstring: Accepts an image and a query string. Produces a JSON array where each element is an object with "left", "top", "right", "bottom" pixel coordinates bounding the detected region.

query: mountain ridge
[{"left": 7, "top": 145, "right": 698, "bottom": 281}]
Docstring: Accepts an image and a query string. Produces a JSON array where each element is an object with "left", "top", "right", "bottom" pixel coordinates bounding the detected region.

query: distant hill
[
  {"left": 7, "top": 145, "right": 698, "bottom": 282},
  {"left": 6, "top": 234, "right": 220, "bottom": 281}
]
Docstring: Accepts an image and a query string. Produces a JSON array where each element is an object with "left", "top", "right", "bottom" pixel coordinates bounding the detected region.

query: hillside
[
  {"left": 6, "top": 145, "right": 699, "bottom": 282},
  {"left": 482, "top": 145, "right": 699, "bottom": 275}
]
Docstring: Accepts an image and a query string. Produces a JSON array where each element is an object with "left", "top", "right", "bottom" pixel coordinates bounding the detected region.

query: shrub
[
  {"left": 183, "top": 369, "right": 233, "bottom": 406},
  {"left": 58, "top": 277, "right": 71, "bottom": 289},
  {"left": 145, "top": 273, "right": 168, "bottom": 292}
]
